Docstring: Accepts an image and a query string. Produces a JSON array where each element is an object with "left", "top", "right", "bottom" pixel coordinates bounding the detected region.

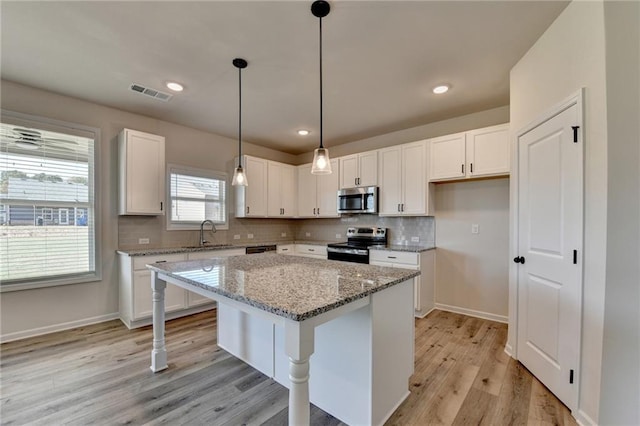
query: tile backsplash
[
  {"left": 294, "top": 216, "right": 435, "bottom": 245},
  {"left": 118, "top": 214, "right": 435, "bottom": 250}
]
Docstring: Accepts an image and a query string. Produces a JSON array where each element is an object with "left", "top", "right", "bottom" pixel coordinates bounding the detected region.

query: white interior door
[{"left": 516, "top": 101, "right": 582, "bottom": 410}]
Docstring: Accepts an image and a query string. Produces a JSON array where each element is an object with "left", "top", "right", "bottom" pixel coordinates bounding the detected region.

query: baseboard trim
[
  {"left": 414, "top": 306, "right": 436, "bottom": 319},
  {"left": 575, "top": 409, "right": 597, "bottom": 426},
  {"left": 0, "top": 312, "right": 120, "bottom": 343},
  {"left": 504, "top": 342, "right": 514, "bottom": 358},
  {"left": 434, "top": 303, "right": 508, "bottom": 323}
]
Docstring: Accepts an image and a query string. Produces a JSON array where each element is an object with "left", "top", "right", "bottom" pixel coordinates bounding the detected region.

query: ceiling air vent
[{"left": 129, "top": 83, "right": 173, "bottom": 102}]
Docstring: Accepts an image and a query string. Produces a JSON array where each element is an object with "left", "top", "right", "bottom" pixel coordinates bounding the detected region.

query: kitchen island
[{"left": 147, "top": 253, "right": 420, "bottom": 426}]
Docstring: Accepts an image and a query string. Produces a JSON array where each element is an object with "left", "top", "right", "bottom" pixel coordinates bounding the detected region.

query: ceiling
[{"left": 0, "top": 1, "right": 568, "bottom": 155}]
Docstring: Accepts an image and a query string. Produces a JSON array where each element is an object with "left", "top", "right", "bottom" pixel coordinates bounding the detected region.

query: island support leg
[
  {"left": 284, "top": 320, "right": 315, "bottom": 426},
  {"left": 150, "top": 271, "right": 168, "bottom": 372}
]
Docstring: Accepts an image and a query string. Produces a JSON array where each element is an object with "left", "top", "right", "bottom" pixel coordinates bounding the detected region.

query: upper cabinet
[
  {"left": 339, "top": 151, "right": 378, "bottom": 189},
  {"left": 118, "top": 128, "right": 165, "bottom": 215},
  {"left": 378, "top": 141, "right": 433, "bottom": 216},
  {"left": 428, "top": 123, "right": 510, "bottom": 182},
  {"left": 297, "top": 160, "right": 340, "bottom": 218},
  {"left": 235, "top": 155, "right": 268, "bottom": 217},
  {"left": 267, "top": 161, "right": 297, "bottom": 218}
]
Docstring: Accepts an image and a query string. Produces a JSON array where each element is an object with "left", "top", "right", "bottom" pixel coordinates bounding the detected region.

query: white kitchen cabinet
[
  {"left": 370, "top": 249, "right": 435, "bottom": 317},
  {"left": 339, "top": 151, "right": 378, "bottom": 189},
  {"left": 276, "top": 244, "right": 295, "bottom": 255},
  {"left": 186, "top": 248, "right": 245, "bottom": 306},
  {"left": 235, "top": 155, "right": 268, "bottom": 217},
  {"left": 296, "top": 159, "right": 339, "bottom": 218},
  {"left": 378, "top": 141, "right": 433, "bottom": 216},
  {"left": 119, "top": 253, "right": 188, "bottom": 329},
  {"left": 428, "top": 123, "right": 510, "bottom": 182},
  {"left": 118, "top": 128, "right": 165, "bottom": 215},
  {"left": 267, "top": 161, "right": 297, "bottom": 217},
  {"left": 294, "top": 244, "right": 328, "bottom": 259}
]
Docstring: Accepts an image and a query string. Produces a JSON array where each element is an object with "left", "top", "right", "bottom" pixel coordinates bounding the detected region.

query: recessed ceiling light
[
  {"left": 166, "top": 82, "right": 184, "bottom": 92},
  {"left": 297, "top": 129, "right": 310, "bottom": 136},
  {"left": 433, "top": 85, "right": 449, "bottom": 94}
]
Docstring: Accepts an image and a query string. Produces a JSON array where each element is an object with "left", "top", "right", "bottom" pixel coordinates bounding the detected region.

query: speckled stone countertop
[
  {"left": 147, "top": 253, "right": 420, "bottom": 321},
  {"left": 117, "top": 240, "right": 333, "bottom": 257},
  {"left": 369, "top": 244, "right": 436, "bottom": 253}
]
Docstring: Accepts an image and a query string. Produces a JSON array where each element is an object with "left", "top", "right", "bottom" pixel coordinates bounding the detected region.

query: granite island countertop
[{"left": 147, "top": 253, "right": 420, "bottom": 321}]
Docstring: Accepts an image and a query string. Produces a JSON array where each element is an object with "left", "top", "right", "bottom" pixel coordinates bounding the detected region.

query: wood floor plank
[{"left": 0, "top": 309, "right": 576, "bottom": 426}]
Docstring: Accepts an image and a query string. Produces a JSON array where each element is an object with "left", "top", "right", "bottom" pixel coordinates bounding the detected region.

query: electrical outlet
[
  {"left": 472, "top": 224, "right": 479, "bottom": 234},
  {"left": 336, "top": 233, "right": 342, "bottom": 239},
  {"left": 411, "top": 236, "right": 419, "bottom": 243},
  {"left": 281, "top": 232, "right": 287, "bottom": 237},
  {"left": 233, "top": 234, "right": 241, "bottom": 240},
  {"left": 247, "top": 233, "right": 254, "bottom": 239},
  {"left": 138, "top": 238, "right": 150, "bottom": 245},
  {"left": 306, "top": 232, "right": 311, "bottom": 237}
]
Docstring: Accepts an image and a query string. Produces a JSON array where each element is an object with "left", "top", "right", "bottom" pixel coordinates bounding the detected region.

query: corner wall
[{"left": 509, "top": 1, "right": 608, "bottom": 422}]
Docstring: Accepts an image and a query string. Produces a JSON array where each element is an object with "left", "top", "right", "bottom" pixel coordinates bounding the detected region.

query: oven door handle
[{"left": 327, "top": 247, "right": 369, "bottom": 256}]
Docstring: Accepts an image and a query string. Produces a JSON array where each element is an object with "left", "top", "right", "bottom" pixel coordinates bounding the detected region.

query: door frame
[{"left": 507, "top": 88, "right": 585, "bottom": 412}]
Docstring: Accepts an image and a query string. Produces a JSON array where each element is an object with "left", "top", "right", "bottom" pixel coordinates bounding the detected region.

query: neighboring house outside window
[
  {"left": 0, "top": 111, "right": 100, "bottom": 291},
  {"left": 167, "top": 164, "right": 228, "bottom": 230}
]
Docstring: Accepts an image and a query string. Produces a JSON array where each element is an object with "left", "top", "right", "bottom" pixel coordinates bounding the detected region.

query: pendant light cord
[
  {"left": 238, "top": 66, "right": 243, "bottom": 167},
  {"left": 319, "top": 16, "right": 324, "bottom": 149}
]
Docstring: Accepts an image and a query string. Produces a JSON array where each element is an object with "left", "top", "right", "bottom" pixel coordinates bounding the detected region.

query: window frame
[
  {"left": 0, "top": 110, "right": 102, "bottom": 292},
  {"left": 166, "top": 163, "right": 229, "bottom": 231}
]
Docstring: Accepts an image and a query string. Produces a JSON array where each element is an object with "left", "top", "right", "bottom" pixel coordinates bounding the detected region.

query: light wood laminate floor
[{"left": 0, "top": 309, "right": 576, "bottom": 425}]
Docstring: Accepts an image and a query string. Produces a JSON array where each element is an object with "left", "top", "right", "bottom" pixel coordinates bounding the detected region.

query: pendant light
[
  {"left": 231, "top": 58, "right": 249, "bottom": 186},
  {"left": 310, "top": 0, "right": 332, "bottom": 175}
]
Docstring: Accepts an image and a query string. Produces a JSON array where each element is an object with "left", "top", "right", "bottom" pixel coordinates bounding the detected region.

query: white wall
[
  {"left": 434, "top": 178, "right": 510, "bottom": 321},
  {"left": 509, "top": 1, "right": 608, "bottom": 423},
  {"left": 599, "top": 1, "right": 640, "bottom": 424},
  {"left": 0, "top": 80, "right": 296, "bottom": 340}
]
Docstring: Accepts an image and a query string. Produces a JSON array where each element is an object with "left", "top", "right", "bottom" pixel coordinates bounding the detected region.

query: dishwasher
[{"left": 245, "top": 245, "right": 277, "bottom": 254}]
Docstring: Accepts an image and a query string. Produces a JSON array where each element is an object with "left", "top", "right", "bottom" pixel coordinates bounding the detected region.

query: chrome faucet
[{"left": 199, "top": 220, "right": 217, "bottom": 246}]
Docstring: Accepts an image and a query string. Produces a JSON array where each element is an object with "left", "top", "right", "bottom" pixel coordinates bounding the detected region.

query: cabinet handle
[
  {"left": 462, "top": 164, "right": 465, "bottom": 174},
  {"left": 355, "top": 178, "right": 358, "bottom": 186},
  {"left": 309, "top": 249, "right": 315, "bottom": 252},
  {"left": 160, "top": 202, "right": 163, "bottom": 211},
  {"left": 282, "top": 248, "right": 289, "bottom": 251},
  {"left": 247, "top": 206, "right": 250, "bottom": 214},
  {"left": 387, "top": 256, "right": 397, "bottom": 259},
  {"left": 470, "top": 163, "right": 473, "bottom": 173},
  {"left": 397, "top": 204, "right": 401, "bottom": 212},
  {"left": 155, "top": 260, "right": 167, "bottom": 263}
]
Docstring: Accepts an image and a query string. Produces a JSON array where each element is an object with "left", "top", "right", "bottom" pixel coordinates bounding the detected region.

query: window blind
[
  {"left": 169, "top": 168, "right": 227, "bottom": 226},
  {"left": 0, "top": 121, "right": 97, "bottom": 285}
]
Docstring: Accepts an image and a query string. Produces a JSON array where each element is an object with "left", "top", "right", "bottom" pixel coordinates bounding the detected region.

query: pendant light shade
[
  {"left": 310, "top": 0, "right": 332, "bottom": 175},
  {"left": 232, "top": 58, "right": 249, "bottom": 186}
]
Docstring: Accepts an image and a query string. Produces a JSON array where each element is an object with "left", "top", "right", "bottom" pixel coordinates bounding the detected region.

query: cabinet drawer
[
  {"left": 369, "top": 250, "right": 418, "bottom": 266},
  {"left": 277, "top": 244, "right": 295, "bottom": 255},
  {"left": 133, "top": 253, "right": 187, "bottom": 271},
  {"left": 295, "top": 244, "right": 328, "bottom": 257}
]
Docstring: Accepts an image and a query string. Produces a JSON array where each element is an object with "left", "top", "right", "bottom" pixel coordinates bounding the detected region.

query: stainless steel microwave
[{"left": 337, "top": 186, "right": 378, "bottom": 214}]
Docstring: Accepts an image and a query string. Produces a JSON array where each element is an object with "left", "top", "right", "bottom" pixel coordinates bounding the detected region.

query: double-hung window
[
  {"left": 0, "top": 111, "right": 100, "bottom": 291},
  {"left": 167, "top": 164, "right": 228, "bottom": 230}
]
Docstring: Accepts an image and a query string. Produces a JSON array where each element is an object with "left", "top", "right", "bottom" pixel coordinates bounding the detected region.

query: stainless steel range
[{"left": 327, "top": 227, "right": 387, "bottom": 264}]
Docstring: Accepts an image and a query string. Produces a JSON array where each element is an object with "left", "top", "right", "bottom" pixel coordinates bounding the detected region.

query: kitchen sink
[{"left": 182, "top": 244, "right": 232, "bottom": 249}]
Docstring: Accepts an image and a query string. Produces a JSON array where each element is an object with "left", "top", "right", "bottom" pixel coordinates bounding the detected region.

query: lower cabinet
[
  {"left": 118, "top": 248, "right": 244, "bottom": 329},
  {"left": 276, "top": 244, "right": 295, "bottom": 255},
  {"left": 370, "top": 249, "right": 435, "bottom": 317},
  {"left": 294, "top": 244, "right": 328, "bottom": 259}
]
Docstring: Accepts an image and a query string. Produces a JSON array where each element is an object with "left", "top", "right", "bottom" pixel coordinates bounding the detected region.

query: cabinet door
[
  {"left": 297, "top": 164, "right": 317, "bottom": 217},
  {"left": 244, "top": 156, "right": 268, "bottom": 217},
  {"left": 316, "top": 159, "right": 339, "bottom": 217},
  {"left": 267, "top": 162, "right": 283, "bottom": 217},
  {"left": 378, "top": 146, "right": 402, "bottom": 215},
  {"left": 280, "top": 164, "right": 297, "bottom": 217},
  {"left": 401, "top": 142, "right": 427, "bottom": 215},
  {"left": 133, "top": 270, "right": 185, "bottom": 319},
  {"left": 339, "top": 154, "right": 359, "bottom": 189},
  {"left": 358, "top": 151, "right": 378, "bottom": 187},
  {"left": 428, "top": 132, "right": 466, "bottom": 181},
  {"left": 466, "top": 124, "right": 510, "bottom": 177},
  {"left": 119, "top": 129, "right": 165, "bottom": 215}
]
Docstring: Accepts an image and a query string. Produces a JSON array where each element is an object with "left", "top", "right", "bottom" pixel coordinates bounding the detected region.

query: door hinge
[
  {"left": 573, "top": 249, "right": 578, "bottom": 264},
  {"left": 572, "top": 126, "right": 580, "bottom": 143},
  {"left": 569, "top": 369, "right": 574, "bottom": 384}
]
